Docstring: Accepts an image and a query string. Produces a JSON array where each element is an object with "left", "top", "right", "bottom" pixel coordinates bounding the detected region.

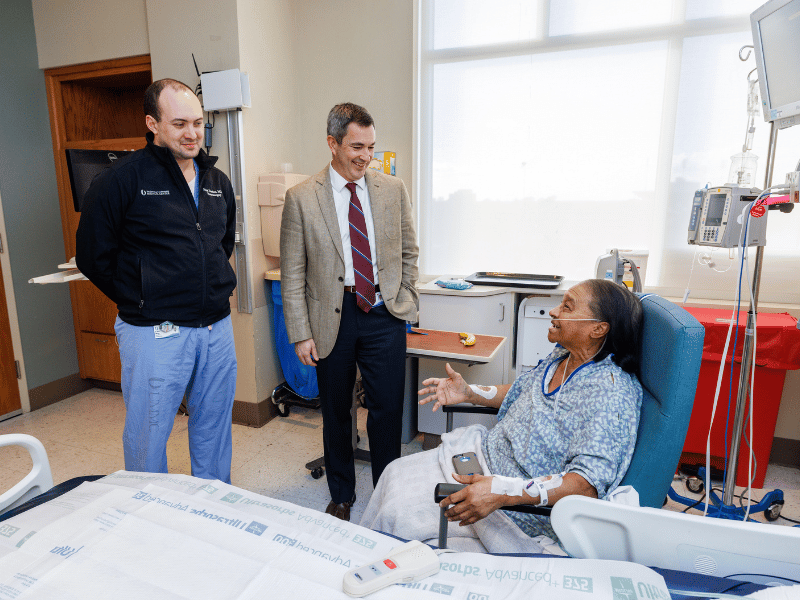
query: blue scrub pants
[{"left": 114, "top": 315, "right": 237, "bottom": 482}]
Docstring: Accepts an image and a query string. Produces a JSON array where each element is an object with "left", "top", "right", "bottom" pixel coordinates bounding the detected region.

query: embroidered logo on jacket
[
  {"left": 141, "top": 189, "right": 170, "bottom": 195},
  {"left": 203, "top": 188, "right": 223, "bottom": 197}
]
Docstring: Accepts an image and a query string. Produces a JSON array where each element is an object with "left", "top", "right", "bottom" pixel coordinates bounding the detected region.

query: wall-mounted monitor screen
[
  {"left": 65, "top": 149, "right": 132, "bottom": 212},
  {"left": 751, "top": 0, "right": 800, "bottom": 128}
]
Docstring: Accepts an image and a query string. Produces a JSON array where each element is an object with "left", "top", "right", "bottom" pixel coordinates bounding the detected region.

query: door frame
[{"left": 0, "top": 187, "right": 29, "bottom": 418}]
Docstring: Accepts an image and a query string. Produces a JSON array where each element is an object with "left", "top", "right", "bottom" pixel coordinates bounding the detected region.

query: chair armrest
[
  {"left": 442, "top": 405, "right": 499, "bottom": 415},
  {"left": 434, "top": 482, "right": 466, "bottom": 501},
  {"left": 434, "top": 482, "right": 552, "bottom": 550},
  {"left": 434, "top": 483, "right": 552, "bottom": 516},
  {"left": 442, "top": 404, "right": 499, "bottom": 432}
]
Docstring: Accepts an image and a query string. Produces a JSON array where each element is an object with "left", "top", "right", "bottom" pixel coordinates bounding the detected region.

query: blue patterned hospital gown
[{"left": 481, "top": 345, "right": 642, "bottom": 541}]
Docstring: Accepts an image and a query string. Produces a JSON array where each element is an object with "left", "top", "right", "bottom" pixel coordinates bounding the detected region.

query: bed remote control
[{"left": 342, "top": 540, "right": 440, "bottom": 597}]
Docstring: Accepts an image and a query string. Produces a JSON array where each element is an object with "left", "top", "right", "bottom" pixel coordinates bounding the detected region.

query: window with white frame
[{"left": 416, "top": 0, "right": 800, "bottom": 304}]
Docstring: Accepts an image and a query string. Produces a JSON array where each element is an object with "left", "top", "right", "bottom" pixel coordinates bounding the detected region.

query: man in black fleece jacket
[{"left": 76, "top": 79, "right": 237, "bottom": 482}]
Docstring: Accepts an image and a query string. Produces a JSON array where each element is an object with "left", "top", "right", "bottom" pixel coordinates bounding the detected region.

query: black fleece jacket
[{"left": 76, "top": 133, "right": 237, "bottom": 327}]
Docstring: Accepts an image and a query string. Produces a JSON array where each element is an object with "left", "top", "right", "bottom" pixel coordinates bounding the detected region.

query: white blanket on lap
[{"left": 359, "top": 425, "right": 565, "bottom": 555}]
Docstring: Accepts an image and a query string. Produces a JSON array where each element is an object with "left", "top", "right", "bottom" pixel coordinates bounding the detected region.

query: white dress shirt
[{"left": 329, "top": 165, "right": 382, "bottom": 303}]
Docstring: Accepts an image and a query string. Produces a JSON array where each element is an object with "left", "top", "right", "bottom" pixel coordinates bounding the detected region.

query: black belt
[{"left": 344, "top": 285, "right": 380, "bottom": 293}]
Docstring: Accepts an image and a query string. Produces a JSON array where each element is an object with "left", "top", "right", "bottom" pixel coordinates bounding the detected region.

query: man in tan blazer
[{"left": 280, "top": 103, "right": 419, "bottom": 521}]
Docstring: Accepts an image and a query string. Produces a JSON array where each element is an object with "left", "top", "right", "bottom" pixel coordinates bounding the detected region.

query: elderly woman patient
[{"left": 360, "top": 279, "right": 643, "bottom": 554}]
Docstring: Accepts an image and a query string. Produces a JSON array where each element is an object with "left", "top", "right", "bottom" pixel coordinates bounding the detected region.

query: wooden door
[
  {"left": 44, "top": 55, "right": 151, "bottom": 382},
  {"left": 0, "top": 254, "right": 22, "bottom": 418}
]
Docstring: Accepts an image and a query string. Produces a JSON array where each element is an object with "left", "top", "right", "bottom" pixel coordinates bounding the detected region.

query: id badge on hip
[{"left": 154, "top": 321, "right": 180, "bottom": 339}]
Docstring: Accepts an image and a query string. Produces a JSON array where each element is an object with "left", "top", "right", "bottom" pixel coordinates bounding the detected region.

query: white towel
[{"left": 361, "top": 425, "right": 565, "bottom": 555}]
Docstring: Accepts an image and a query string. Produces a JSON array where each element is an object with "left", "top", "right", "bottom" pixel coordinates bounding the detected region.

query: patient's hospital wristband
[
  {"left": 528, "top": 479, "right": 549, "bottom": 507},
  {"left": 524, "top": 472, "right": 566, "bottom": 507},
  {"left": 490, "top": 475, "right": 525, "bottom": 497},
  {"left": 469, "top": 384, "right": 497, "bottom": 400}
]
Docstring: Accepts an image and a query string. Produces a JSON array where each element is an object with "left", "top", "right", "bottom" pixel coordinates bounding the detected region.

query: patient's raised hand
[{"left": 417, "top": 363, "right": 470, "bottom": 411}]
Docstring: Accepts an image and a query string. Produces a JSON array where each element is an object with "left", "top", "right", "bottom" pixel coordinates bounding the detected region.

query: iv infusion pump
[{"left": 687, "top": 186, "right": 767, "bottom": 248}]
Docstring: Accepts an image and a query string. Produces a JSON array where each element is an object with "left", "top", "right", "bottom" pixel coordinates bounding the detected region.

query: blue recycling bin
[{"left": 272, "top": 281, "right": 318, "bottom": 399}]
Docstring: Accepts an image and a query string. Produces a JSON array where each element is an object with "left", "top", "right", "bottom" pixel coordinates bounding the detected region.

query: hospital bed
[
  {"left": 0, "top": 455, "right": 683, "bottom": 600},
  {"left": 0, "top": 462, "right": 774, "bottom": 599},
  {"left": 0, "top": 434, "right": 791, "bottom": 599},
  {"left": 0, "top": 434, "right": 54, "bottom": 514}
]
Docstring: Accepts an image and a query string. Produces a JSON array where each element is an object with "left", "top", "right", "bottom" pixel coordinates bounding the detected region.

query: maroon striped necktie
[{"left": 346, "top": 182, "right": 376, "bottom": 312}]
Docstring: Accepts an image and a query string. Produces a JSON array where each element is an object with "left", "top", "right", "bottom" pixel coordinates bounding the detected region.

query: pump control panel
[{"left": 687, "top": 186, "right": 767, "bottom": 248}]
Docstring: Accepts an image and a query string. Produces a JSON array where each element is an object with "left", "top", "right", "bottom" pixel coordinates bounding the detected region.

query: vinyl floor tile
[{"left": 665, "top": 477, "right": 800, "bottom": 527}]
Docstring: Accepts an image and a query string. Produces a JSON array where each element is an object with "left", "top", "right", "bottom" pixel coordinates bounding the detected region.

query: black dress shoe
[{"left": 325, "top": 494, "right": 356, "bottom": 521}]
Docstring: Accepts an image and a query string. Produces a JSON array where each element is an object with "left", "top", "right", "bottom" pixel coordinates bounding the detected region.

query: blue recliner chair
[
  {"left": 435, "top": 293, "right": 705, "bottom": 546},
  {"left": 619, "top": 293, "right": 705, "bottom": 508}
]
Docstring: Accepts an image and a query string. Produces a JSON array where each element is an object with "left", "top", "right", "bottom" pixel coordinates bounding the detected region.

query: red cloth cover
[{"left": 683, "top": 308, "right": 800, "bottom": 371}]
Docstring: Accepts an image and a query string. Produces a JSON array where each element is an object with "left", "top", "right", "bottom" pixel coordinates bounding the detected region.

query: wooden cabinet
[
  {"left": 79, "top": 332, "right": 123, "bottom": 380},
  {"left": 44, "top": 56, "right": 152, "bottom": 383}
]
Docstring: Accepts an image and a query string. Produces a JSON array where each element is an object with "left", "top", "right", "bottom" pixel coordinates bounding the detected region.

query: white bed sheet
[{"left": 0, "top": 471, "right": 670, "bottom": 599}]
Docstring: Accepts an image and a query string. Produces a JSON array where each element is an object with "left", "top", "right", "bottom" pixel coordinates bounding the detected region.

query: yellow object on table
[{"left": 458, "top": 332, "right": 476, "bottom": 346}]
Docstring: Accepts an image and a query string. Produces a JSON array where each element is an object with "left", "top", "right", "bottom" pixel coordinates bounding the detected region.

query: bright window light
[
  {"left": 418, "top": 0, "right": 800, "bottom": 303},
  {"left": 549, "top": 0, "right": 673, "bottom": 36},
  {"left": 433, "top": 0, "right": 539, "bottom": 49}
]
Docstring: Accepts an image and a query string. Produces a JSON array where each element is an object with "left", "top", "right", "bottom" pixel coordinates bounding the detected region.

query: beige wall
[
  {"left": 147, "top": 0, "right": 239, "bottom": 79},
  {"left": 229, "top": 0, "right": 416, "bottom": 406},
  {"left": 291, "top": 0, "right": 415, "bottom": 194},
  {"left": 776, "top": 373, "right": 800, "bottom": 441},
  {"left": 143, "top": 0, "right": 260, "bottom": 404},
  {"left": 145, "top": 0, "right": 240, "bottom": 179},
  {"left": 236, "top": 0, "right": 301, "bottom": 404},
  {"left": 229, "top": 0, "right": 416, "bottom": 407},
  {"left": 32, "top": 0, "right": 149, "bottom": 69}
]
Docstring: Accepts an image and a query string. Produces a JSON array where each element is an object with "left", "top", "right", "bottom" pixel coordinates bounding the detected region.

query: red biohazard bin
[{"left": 679, "top": 307, "right": 800, "bottom": 488}]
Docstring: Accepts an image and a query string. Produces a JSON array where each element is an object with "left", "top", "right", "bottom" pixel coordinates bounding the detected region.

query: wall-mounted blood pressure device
[{"left": 687, "top": 186, "right": 767, "bottom": 248}]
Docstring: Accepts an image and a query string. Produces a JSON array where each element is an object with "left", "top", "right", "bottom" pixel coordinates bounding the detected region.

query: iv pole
[
  {"left": 668, "top": 49, "right": 789, "bottom": 520},
  {"left": 721, "top": 120, "right": 778, "bottom": 506}
]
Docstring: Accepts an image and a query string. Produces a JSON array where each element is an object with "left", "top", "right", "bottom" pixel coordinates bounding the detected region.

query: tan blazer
[{"left": 280, "top": 167, "right": 419, "bottom": 359}]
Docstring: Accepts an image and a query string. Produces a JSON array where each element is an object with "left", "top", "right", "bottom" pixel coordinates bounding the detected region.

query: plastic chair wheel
[
  {"left": 310, "top": 467, "right": 325, "bottom": 480},
  {"left": 276, "top": 403, "right": 290, "bottom": 418},
  {"left": 764, "top": 502, "right": 782, "bottom": 521},
  {"left": 686, "top": 477, "right": 704, "bottom": 494}
]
